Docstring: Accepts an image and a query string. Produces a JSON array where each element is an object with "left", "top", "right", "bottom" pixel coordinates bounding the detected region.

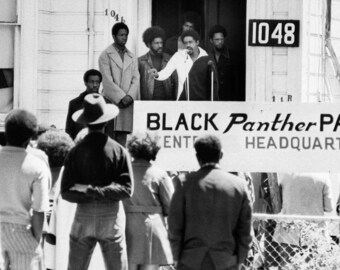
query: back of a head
[
  {"left": 5, "top": 109, "right": 38, "bottom": 147},
  {"left": 37, "top": 129, "right": 75, "bottom": 168},
  {"left": 194, "top": 135, "right": 222, "bottom": 164},
  {"left": 127, "top": 132, "right": 161, "bottom": 161}
]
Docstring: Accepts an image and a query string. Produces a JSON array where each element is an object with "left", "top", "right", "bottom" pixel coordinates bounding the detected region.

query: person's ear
[{"left": 197, "top": 40, "right": 200, "bottom": 46}]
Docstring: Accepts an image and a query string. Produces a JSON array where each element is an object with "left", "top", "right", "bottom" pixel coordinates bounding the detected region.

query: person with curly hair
[
  {"left": 139, "top": 26, "right": 177, "bottom": 100},
  {"left": 164, "top": 11, "right": 201, "bottom": 56},
  {"left": 37, "top": 129, "right": 75, "bottom": 205},
  {"left": 124, "top": 132, "right": 174, "bottom": 270}
]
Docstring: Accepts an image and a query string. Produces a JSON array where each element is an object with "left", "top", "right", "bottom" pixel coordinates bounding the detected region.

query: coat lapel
[
  {"left": 146, "top": 53, "right": 154, "bottom": 98},
  {"left": 123, "top": 50, "right": 134, "bottom": 71},
  {"left": 107, "top": 45, "right": 124, "bottom": 69}
]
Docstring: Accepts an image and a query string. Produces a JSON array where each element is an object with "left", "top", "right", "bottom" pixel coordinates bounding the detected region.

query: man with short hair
[
  {"left": 65, "top": 69, "right": 114, "bottom": 139},
  {"left": 168, "top": 135, "right": 252, "bottom": 270},
  {"left": 61, "top": 93, "right": 133, "bottom": 270},
  {"left": 150, "top": 30, "right": 218, "bottom": 101},
  {"left": 139, "top": 26, "right": 177, "bottom": 100},
  {"left": 165, "top": 11, "right": 201, "bottom": 55},
  {"left": 0, "top": 109, "right": 50, "bottom": 270},
  {"left": 99, "top": 22, "right": 140, "bottom": 146},
  {"left": 209, "top": 25, "right": 242, "bottom": 101}
]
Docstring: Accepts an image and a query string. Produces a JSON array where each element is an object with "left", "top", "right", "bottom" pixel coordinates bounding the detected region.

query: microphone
[{"left": 208, "top": 60, "right": 215, "bottom": 102}]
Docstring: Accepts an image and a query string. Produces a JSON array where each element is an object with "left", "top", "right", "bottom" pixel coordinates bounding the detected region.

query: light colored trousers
[{"left": 0, "top": 222, "right": 42, "bottom": 270}]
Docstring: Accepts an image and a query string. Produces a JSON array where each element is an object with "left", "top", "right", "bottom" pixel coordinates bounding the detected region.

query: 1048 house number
[{"left": 248, "top": 20, "right": 300, "bottom": 47}]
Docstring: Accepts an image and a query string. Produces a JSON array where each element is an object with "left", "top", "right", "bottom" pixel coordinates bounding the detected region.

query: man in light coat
[{"left": 99, "top": 22, "right": 140, "bottom": 146}]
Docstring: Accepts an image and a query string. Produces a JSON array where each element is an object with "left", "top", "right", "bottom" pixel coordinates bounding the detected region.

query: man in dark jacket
[
  {"left": 65, "top": 69, "right": 114, "bottom": 139},
  {"left": 168, "top": 135, "right": 252, "bottom": 270},
  {"left": 61, "top": 93, "right": 134, "bottom": 270},
  {"left": 138, "top": 26, "right": 177, "bottom": 100},
  {"left": 208, "top": 25, "right": 244, "bottom": 101}
]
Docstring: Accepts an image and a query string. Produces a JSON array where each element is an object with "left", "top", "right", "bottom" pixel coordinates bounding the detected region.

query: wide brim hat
[{"left": 72, "top": 93, "right": 119, "bottom": 125}]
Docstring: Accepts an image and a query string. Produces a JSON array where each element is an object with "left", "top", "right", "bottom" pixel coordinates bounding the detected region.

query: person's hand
[
  {"left": 119, "top": 95, "right": 133, "bottom": 108},
  {"left": 70, "top": 184, "right": 89, "bottom": 193},
  {"left": 148, "top": 68, "right": 159, "bottom": 79}
]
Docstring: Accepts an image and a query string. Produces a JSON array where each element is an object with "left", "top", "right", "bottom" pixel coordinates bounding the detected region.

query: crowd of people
[{"left": 0, "top": 98, "right": 253, "bottom": 270}]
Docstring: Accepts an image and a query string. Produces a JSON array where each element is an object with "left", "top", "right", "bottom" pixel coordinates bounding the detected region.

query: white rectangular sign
[{"left": 133, "top": 101, "right": 340, "bottom": 172}]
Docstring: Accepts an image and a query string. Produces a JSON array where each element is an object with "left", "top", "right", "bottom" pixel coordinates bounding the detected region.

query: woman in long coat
[{"left": 125, "top": 132, "right": 174, "bottom": 270}]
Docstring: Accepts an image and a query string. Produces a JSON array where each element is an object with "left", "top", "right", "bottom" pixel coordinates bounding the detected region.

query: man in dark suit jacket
[
  {"left": 65, "top": 69, "right": 114, "bottom": 139},
  {"left": 168, "top": 135, "right": 252, "bottom": 270}
]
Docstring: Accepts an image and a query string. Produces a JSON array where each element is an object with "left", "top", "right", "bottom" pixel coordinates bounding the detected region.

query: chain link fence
[{"left": 244, "top": 214, "right": 340, "bottom": 269}]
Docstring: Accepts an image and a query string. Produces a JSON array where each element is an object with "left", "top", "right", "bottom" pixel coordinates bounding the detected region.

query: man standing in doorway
[
  {"left": 61, "top": 93, "right": 134, "bottom": 270},
  {"left": 168, "top": 135, "right": 252, "bottom": 270},
  {"left": 99, "top": 22, "right": 140, "bottom": 146},
  {"left": 149, "top": 30, "right": 218, "bottom": 101},
  {"left": 165, "top": 11, "right": 201, "bottom": 55},
  {"left": 209, "top": 25, "right": 242, "bottom": 101},
  {"left": 138, "top": 26, "right": 177, "bottom": 100}
]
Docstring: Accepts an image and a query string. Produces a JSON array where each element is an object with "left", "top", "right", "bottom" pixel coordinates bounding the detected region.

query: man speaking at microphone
[{"left": 149, "top": 30, "right": 218, "bottom": 101}]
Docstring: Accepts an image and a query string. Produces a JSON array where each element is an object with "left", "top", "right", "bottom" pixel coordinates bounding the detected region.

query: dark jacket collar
[
  {"left": 211, "top": 46, "right": 230, "bottom": 59},
  {"left": 139, "top": 51, "right": 170, "bottom": 63}
]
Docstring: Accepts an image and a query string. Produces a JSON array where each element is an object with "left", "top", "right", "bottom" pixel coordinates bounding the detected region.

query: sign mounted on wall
[
  {"left": 248, "top": 20, "right": 300, "bottom": 47},
  {"left": 134, "top": 101, "right": 340, "bottom": 172}
]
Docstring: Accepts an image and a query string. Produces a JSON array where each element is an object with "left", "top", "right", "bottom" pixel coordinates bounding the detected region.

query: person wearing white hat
[{"left": 61, "top": 93, "right": 134, "bottom": 270}]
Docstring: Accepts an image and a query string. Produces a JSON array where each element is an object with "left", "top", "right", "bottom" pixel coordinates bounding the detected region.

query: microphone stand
[
  {"left": 185, "top": 50, "right": 190, "bottom": 101},
  {"left": 187, "top": 73, "right": 190, "bottom": 101},
  {"left": 211, "top": 66, "right": 214, "bottom": 102}
]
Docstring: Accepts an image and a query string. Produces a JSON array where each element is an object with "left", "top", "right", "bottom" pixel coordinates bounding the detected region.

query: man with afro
[
  {"left": 164, "top": 11, "right": 201, "bottom": 56},
  {"left": 138, "top": 26, "right": 177, "bottom": 100},
  {"left": 209, "top": 24, "right": 244, "bottom": 101}
]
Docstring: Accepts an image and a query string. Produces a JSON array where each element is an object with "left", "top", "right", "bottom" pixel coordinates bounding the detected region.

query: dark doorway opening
[
  {"left": 0, "top": 132, "right": 5, "bottom": 146},
  {"left": 152, "top": 0, "right": 247, "bottom": 101}
]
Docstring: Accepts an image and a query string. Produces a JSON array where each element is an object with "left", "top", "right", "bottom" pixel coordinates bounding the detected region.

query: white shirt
[
  {"left": 0, "top": 146, "right": 50, "bottom": 225},
  {"left": 156, "top": 47, "right": 207, "bottom": 100}
]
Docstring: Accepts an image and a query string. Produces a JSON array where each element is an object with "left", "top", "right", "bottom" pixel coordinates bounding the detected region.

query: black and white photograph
[{"left": 1, "top": 0, "right": 340, "bottom": 269}]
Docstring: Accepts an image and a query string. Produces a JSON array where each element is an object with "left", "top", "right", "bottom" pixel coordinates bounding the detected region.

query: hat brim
[{"left": 72, "top": 104, "right": 119, "bottom": 125}]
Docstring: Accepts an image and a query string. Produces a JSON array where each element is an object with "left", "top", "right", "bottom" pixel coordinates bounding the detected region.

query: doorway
[{"left": 152, "top": 0, "right": 247, "bottom": 101}]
